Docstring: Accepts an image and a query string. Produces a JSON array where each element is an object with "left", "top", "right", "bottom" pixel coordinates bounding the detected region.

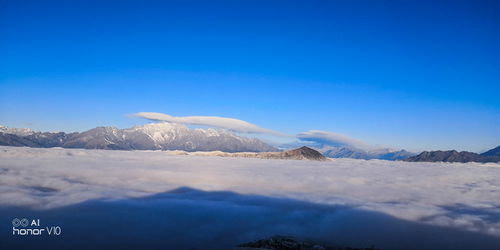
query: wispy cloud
[
  {"left": 134, "top": 112, "right": 288, "bottom": 137},
  {"left": 297, "top": 130, "right": 374, "bottom": 150},
  {"left": 134, "top": 112, "right": 380, "bottom": 148}
]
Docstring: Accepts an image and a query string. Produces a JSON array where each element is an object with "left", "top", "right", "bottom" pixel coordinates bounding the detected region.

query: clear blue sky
[{"left": 0, "top": 0, "right": 498, "bottom": 152}]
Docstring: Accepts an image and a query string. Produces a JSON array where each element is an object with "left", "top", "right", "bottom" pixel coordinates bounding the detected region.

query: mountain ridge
[
  {"left": 321, "top": 146, "right": 415, "bottom": 160},
  {"left": 0, "top": 123, "right": 277, "bottom": 152},
  {"left": 405, "top": 149, "right": 500, "bottom": 163},
  {"left": 172, "top": 146, "right": 328, "bottom": 161}
]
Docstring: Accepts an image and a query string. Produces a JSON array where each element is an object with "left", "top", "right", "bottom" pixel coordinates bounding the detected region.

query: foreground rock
[{"left": 235, "top": 235, "right": 381, "bottom": 250}]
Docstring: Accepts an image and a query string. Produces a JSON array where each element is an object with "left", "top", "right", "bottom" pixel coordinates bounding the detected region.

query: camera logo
[
  {"left": 11, "top": 218, "right": 62, "bottom": 236},
  {"left": 12, "top": 218, "right": 29, "bottom": 227}
]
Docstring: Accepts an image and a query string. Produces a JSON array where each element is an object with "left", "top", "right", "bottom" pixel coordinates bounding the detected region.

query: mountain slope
[
  {"left": 0, "top": 133, "right": 40, "bottom": 147},
  {"left": 481, "top": 146, "right": 500, "bottom": 157},
  {"left": 0, "top": 123, "right": 277, "bottom": 152}
]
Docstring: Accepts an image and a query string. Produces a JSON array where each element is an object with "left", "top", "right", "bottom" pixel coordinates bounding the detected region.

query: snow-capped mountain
[
  {"left": 279, "top": 141, "right": 415, "bottom": 160},
  {"left": 0, "top": 123, "right": 277, "bottom": 152},
  {"left": 320, "top": 145, "right": 415, "bottom": 160},
  {"left": 0, "top": 125, "right": 35, "bottom": 137}
]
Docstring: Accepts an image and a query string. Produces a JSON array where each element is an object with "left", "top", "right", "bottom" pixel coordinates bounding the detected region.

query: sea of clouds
[{"left": 1, "top": 146, "right": 500, "bottom": 249}]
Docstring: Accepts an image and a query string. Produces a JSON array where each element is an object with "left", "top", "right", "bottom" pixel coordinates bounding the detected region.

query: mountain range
[
  {"left": 0, "top": 124, "right": 417, "bottom": 160},
  {"left": 2, "top": 124, "right": 498, "bottom": 163},
  {"left": 319, "top": 145, "right": 415, "bottom": 160},
  {"left": 0, "top": 124, "right": 277, "bottom": 152},
  {"left": 405, "top": 147, "right": 500, "bottom": 163}
]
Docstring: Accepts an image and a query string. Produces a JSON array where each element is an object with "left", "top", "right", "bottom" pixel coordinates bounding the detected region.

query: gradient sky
[{"left": 0, "top": 0, "right": 499, "bottom": 152}]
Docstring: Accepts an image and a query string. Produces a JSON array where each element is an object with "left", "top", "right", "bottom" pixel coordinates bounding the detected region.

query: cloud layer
[
  {"left": 297, "top": 130, "right": 375, "bottom": 150},
  {"left": 3, "top": 186, "right": 500, "bottom": 250},
  {"left": 134, "top": 112, "right": 287, "bottom": 136},
  {"left": 1, "top": 145, "right": 500, "bottom": 242}
]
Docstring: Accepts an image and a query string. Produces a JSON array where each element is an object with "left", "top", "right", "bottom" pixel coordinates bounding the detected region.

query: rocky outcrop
[
  {"left": 281, "top": 146, "right": 327, "bottom": 161},
  {"left": 235, "top": 235, "right": 381, "bottom": 250}
]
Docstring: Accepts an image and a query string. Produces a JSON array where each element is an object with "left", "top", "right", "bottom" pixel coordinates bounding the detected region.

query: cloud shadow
[{"left": 1, "top": 187, "right": 500, "bottom": 250}]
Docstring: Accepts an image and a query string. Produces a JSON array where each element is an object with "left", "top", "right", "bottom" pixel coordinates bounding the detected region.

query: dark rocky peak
[{"left": 283, "top": 146, "right": 327, "bottom": 161}]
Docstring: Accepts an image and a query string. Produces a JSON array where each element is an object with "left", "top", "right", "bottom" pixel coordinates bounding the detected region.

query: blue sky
[{"left": 0, "top": 0, "right": 498, "bottom": 152}]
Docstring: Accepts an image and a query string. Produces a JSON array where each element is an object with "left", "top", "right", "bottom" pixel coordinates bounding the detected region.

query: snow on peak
[
  {"left": 0, "top": 125, "right": 35, "bottom": 136},
  {"left": 125, "top": 122, "right": 189, "bottom": 144}
]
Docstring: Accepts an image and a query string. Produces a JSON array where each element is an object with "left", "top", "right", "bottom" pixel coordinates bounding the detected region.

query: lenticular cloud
[
  {"left": 297, "top": 130, "right": 375, "bottom": 150},
  {"left": 134, "top": 112, "right": 287, "bottom": 136}
]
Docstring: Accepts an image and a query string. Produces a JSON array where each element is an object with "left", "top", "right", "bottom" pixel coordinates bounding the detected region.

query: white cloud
[
  {"left": 134, "top": 112, "right": 288, "bottom": 137},
  {"left": 297, "top": 130, "right": 375, "bottom": 150}
]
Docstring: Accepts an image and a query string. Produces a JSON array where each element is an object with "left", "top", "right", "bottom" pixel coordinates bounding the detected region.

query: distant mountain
[
  {"left": 0, "top": 132, "right": 40, "bottom": 147},
  {"left": 481, "top": 146, "right": 500, "bottom": 157},
  {"left": 405, "top": 149, "right": 500, "bottom": 163},
  {"left": 177, "top": 146, "right": 327, "bottom": 161},
  {"left": 318, "top": 145, "right": 415, "bottom": 161},
  {"left": 0, "top": 123, "right": 277, "bottom": 152}
]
